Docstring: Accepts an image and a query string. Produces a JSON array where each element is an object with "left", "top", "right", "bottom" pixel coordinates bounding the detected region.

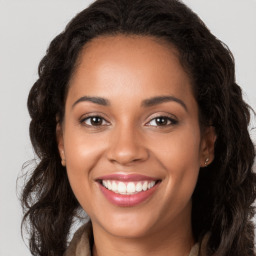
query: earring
[
  {"left": 61, "top": 150, "right": 66, "bottom": 166},
  {"left": 204, "top": 157, "right": 209, "bottom": 167},
  {"left": 61, "top": 158, "right": 66, "bottom": 166}
]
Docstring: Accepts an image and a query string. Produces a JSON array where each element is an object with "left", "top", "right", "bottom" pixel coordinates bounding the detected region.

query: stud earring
[
  {"left": 61, "top": 150, "right": 66, "bottom": 166},
  {"left": 204, "top": 157, "right": 209, "bottom": 167},
  {"left": 61, "top": 158, "right": 66, "bottom": 166}
]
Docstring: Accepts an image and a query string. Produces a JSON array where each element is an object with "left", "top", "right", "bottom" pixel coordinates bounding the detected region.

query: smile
[
  {"left": 102, "top": 180, "right": 157, "bottom": 195},
  {"left": 96, "top": 174, "right": 161, "bottom": 207}
]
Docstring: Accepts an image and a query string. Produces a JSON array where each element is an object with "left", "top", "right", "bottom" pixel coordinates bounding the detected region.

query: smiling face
[{"left": 57, "top": 35, "right": 215, "bottom": 242}]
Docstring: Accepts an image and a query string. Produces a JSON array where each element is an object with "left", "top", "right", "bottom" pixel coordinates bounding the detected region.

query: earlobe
[
  {"left": 200, "top": 126, "right": 217, "bottom": 167},
  {"left": 56, "top": 121, "right": 66, "bottom": 166},
  {"left": 204, "top": 157, "right": 210, "bottom": 167}
]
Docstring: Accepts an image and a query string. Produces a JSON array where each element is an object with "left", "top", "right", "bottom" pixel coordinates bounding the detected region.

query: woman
[{"left": 21, "top": 0, "right": 256, "bottom": 255}]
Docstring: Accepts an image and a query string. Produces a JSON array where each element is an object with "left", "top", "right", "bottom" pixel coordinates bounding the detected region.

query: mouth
[
  {"left": 96, "top": 174, "right": 161, "bottom": 207},
  {"left": 99, "top": 179, "right": 160, "bottom": 195}
]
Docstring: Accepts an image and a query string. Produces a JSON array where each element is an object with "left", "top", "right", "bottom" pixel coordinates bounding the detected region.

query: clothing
[{"left": 64, "top": 221, "right": 202, "bottom": 256}]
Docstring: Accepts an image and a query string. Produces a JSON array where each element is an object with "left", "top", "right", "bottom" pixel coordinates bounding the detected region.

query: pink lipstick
[{"left": 96, "top": 174, "right": 161, "bottom": 207}]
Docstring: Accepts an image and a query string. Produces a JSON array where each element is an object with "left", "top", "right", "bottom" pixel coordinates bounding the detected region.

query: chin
[
  {"left": 94, "top": 210, "right": 160, "bottom": 239},
  {"left": 105, "top": 222, "right": 153, "bottom": 239}
]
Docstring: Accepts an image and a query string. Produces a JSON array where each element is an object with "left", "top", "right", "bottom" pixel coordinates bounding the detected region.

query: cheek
[
  {"left": 64, "top": 127, "right": 106, "bottom": 173},
  {"left": 154, "top": 125, "right": 201, "bottom": 166},
  {"left": 62, "top": 127, "right": 107, "bottom": 205},
  {"left": 153, "top": 126, "right": 201, "bottom": 199}
]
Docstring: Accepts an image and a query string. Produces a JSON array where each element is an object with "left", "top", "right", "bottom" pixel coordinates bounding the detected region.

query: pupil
[
  {"left": 92, "top": 117, "right": 102, "bottom": 125},
  {"left": 156, "top": 117, "right": 167, "bottom": 125}
]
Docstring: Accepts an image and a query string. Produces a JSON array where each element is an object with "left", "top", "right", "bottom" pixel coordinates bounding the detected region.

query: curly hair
[{"left": 21, "top": 0, "right": 256, "bottom": 255}]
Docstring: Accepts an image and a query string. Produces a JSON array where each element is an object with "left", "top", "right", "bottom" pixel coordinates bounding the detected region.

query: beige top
[{"left": 64, "top": 222, "right": 202, "bottom": 256}]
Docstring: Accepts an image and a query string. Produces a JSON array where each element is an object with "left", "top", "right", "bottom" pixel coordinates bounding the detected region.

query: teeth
[
  {"left": 107, "top": 180, "right": 112, "bottom": 190},
  {"left": 127, "top": 182, "right": 136, "bottom": 193},
  {"left": 142, "top": 181, "right": 148, "bottom": 191},
  {"left": 117, "top": 182, "right": 126, "bottom": 194},
  {"left": 102, "top": 180, "right": 156, "bottom": 195},
  {"left": 112, "top": 181, "right": 118, "bottom": 192},
  {"left": 148, "top": 181, "right": 155, "bottom": 189},
  {"left": 103, "top": 180, "right": 107, "bottom": 187},
  {"left": 136, "top": 182, "right": 142, "bottom": 192}
]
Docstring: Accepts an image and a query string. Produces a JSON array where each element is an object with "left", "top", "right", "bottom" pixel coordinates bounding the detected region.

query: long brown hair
[{"left": 21, "top": 0, "right": 256, "bottom": 255}]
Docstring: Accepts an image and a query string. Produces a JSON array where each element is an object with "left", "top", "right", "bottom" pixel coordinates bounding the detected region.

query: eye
[
  {"left": 81, "top": 116, "right": 109, "bottom": 127},
  {"left": 146, "top": 116, "right": 177, "bottom": 127}
]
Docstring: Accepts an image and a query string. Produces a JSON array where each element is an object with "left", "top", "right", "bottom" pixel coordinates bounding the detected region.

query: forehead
[
  {"left": 67, "top": 35, "right": 194, "bottom": 105},
  {"left": 75, "top": 35, "right": 182, "bottom": 78}
]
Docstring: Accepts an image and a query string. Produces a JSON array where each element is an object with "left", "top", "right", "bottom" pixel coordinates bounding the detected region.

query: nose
[{"left": 106, "top": 124, "right": 149, "bottom": 166}]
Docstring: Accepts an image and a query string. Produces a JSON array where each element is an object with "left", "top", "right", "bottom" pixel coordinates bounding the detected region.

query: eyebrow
[
  {"left": 72, "top": 95, "right": 187, "bottom": 112},
  {"left": 72, "top": 96, "right": 110, "bottom": 108},
  {"left": 141, "top": 96, "right": 188, "bottom": 111}
]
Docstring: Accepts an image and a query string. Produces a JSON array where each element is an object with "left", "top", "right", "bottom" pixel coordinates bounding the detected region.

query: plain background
[{"left": 0, "top": 1, "right": 255, "bottom": 255}]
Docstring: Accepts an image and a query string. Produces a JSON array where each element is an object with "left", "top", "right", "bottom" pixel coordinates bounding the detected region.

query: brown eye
[
  {"left": 90, "top": 117, "right": 103, "bottom": 126},
  {"left": 146, "top": 116, "right": 177, "bottom": 127},
  {"left": 155, "top": 117, "right": 169, "bottom": 126},
  {"left": 82, "top": 116, "right": 108, "bottom": 126}
]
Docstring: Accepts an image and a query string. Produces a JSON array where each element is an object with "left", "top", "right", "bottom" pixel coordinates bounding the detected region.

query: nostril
[{"left": 106, "top": 145, "right": 149, "bottom": 165}]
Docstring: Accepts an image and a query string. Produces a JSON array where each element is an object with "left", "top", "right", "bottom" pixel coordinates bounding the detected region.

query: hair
[{"left": 21, "top": 0, "right": 256, "bottom": 255}]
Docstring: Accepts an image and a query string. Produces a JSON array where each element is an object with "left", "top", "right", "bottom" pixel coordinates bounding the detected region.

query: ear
[
  {"left": 200, "top": 126, "right": 217, "bottom": 167},
  {"left": 56, "top": 120, "right": 66, "bottom": 166}
]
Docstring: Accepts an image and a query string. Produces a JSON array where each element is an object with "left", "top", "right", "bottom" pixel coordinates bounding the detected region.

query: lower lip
[{"left": 99, "top": 183, "right": 160, "bottom": 207}]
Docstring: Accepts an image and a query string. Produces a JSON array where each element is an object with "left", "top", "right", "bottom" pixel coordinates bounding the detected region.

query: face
[{"left": 57, "top": 35, "right": 215, "bottom": 240}]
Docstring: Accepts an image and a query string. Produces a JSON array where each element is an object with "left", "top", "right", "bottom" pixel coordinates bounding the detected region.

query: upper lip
[{"left": 96, "top": 173, "right": 159, "bottom": 182}]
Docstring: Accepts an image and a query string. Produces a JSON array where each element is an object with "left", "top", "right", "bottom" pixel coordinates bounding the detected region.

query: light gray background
[{"left": 0, "top": 1, "right": 255, "bottom": 255}]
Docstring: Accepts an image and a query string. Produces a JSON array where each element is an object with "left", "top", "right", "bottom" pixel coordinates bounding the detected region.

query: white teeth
[
  {"left": 107, "top": 180, "right": 112, "bottom": 190},
  {"left": 142, "top": 181, "right": 148, "bottom": 191},
  {"left": 103, "top": 180, "right": 108, "bottom": 187},
  {"left": 117, "top": 182, "right": 126, "bottom": 194},
  {"left": 112, "top": 181, "right": 118, "bottom": 192},
  {"left": 136, "top": 182, "right": 143, "bottom": 192},
  {"left": 148, "top": 181, "right": 155, "bottom": 189},
  {"left": 102, "top": 180, "right": 156, "bottom": 195},
  {"left": 127, "top": 182, "right": 136, "bottom": 193}
]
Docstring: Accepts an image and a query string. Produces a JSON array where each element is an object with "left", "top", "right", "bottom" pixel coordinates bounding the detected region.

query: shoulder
[
  {"left": 64, "top": 221, "right": 93, "bottom": 256},
  {"left": 189, "top": 233, "right": 209, "bottom": 256}
]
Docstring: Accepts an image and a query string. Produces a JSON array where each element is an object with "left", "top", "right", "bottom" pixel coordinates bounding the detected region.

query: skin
[{"left": 57, "top": 35, "right": 216, "bottom": 256}]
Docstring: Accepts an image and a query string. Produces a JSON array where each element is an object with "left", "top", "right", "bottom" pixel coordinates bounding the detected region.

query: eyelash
[
  {"left": 80, "top": 115, "right": 110, "bottom": 127},
  {"left": 80, "top": 114, "right": 178, "bottom": 128},
  {"left": 146, "top": 116, "right": 178, "bottom": 127}
]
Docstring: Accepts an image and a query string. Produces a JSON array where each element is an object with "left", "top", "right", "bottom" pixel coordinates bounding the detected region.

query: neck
[{"left": 92, "top": 215, "right": 194, "bottom": 256}]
